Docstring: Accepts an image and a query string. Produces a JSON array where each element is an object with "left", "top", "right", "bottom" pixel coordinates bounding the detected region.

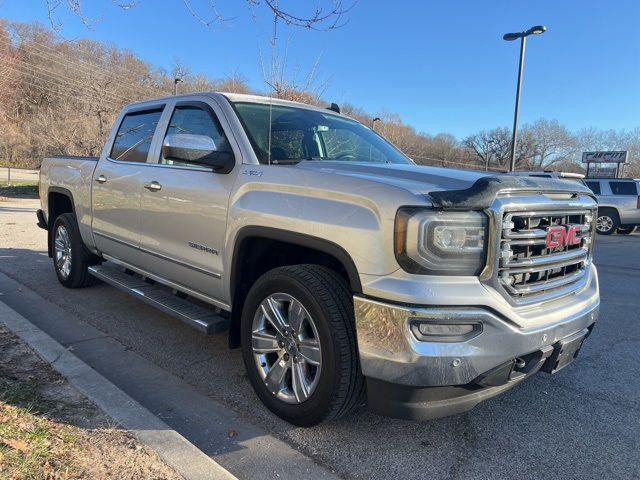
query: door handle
[
  {"left": 94, "top": 175, "right": 107, "bottom": 184},
  {"left": 144, "top": 181, "right": 162, "bottom": 192}
]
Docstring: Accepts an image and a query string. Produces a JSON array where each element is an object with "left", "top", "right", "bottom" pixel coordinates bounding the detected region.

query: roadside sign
[
  {"left": 582, "top": 151, "right": 628, "bottom": 163},
  {"left": 587, "top": 166, "right": 618, "bottom": 178}
]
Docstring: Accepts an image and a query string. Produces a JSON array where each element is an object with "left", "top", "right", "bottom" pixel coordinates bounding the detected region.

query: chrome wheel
[
  {"left": 251, "top": 293, "right": 322, "bottom": 404},
  {"left": 54, "top": 224, "right": 72, "bottom": 280},
  {"left": 596, "top": 216, "right": 613, "bottom": 233},
  {"left": 241, "top": 265, "right": 364, "bottom": 426},
  {"left": 596, "top": 211, "right": 618, "bottom": 235}
]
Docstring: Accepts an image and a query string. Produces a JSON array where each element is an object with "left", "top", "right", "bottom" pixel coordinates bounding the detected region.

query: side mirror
[{"left": 162, "top": 134, "right": 234, "bottom": 173}]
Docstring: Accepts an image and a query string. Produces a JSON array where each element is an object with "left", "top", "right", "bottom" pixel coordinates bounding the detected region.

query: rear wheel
[
  {"left": 595, "top": 209, "right": 619, "bottom": 235},
  {"left": 52, "top": 213, "right": 99, "bottom": 288},
  {"left": 241, "top": 265, "right": 365, "bottom": 427},
  {"left": 617, "top": 226, "right": 636, "bottom": 235}
]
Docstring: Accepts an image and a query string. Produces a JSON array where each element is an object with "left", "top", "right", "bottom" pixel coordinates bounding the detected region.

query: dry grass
[{"left": 0, "top": 326, "right": 182, "bottom": 480}]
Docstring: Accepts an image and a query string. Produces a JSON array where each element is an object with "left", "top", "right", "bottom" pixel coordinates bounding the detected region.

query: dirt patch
[{"left": 0, "top": 325, "right": 183, "bottom": 479}]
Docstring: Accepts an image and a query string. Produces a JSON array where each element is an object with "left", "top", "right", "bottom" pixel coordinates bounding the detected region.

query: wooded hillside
[{"left": 1, "top": 19, "right": 637, "bottom": 176}]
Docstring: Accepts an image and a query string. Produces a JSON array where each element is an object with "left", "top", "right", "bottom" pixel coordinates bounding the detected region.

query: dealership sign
[
  {"left": 582, "top": 151, "right": 628, "bottom": 163},
  {"left": 587, "top": 166, "right": 618, "bottom": 178}
]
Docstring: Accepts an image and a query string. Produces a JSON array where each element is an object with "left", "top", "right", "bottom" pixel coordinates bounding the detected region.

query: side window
[
  {"left": 610, "top": 181, "right": 638, "bottom": 196},
  {"left": 110, "top": 108, "right": 163, "bottom": 162},
  {"left": 161, "top": 105, "right": 228, "bottom": 166},
  {"left": 585, "top": 181, "right": 601, "bottom": 195}
]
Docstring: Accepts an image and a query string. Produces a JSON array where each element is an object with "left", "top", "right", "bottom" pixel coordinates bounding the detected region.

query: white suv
[{"left": 584, "top": 178, "right": 640, "bottom": 234}]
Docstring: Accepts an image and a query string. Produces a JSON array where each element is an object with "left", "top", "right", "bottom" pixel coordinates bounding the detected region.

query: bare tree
[
  {"left": 259, "top": 25, "right": 332, "bottom": 105},
  {"left": 463, "top": 128, "right": 513, "bottom": 171},
  {"left": 518, "top": 119, "right": 578, "bottom": 170},
  {"left": 44, "top": 0, "right": 354, "bottom": 32}
]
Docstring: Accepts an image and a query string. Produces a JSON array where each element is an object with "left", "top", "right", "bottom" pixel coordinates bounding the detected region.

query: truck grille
[{"left": 498, "top": 209, "right": 594, "bottom": 303}]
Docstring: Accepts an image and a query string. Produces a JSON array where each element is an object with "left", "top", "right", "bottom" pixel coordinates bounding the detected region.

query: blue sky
[{"left": 2, "top": 1, "right": 639, "bottom": 139}]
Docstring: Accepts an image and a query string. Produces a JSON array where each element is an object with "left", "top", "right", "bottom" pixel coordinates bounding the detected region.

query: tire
[
  {"left": 241, "top": 265, "right": 365, "bottom": 427},
  {"left": 595, "top": 209, "right": 620, "bottom": 235},
  {"left": 617, "top": 226, "right": 636, "bottom": 235},
  {"left": 52, "top": 213, "right": 99, "bottom": 288}
]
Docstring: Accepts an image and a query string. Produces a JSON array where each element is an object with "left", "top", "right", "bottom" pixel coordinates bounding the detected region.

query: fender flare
[{"left": 230, "top": 226, "right": 362, "bottom": 295}]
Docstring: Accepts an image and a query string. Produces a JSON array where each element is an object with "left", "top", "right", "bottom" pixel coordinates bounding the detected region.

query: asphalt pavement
[{"left": 1, "top": 196, "right": 639, "bottom": 480}]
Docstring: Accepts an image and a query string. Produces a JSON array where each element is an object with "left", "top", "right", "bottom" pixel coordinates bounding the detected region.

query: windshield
[{"left": 231, "top": 102, "right": 414, "bottom": 165}]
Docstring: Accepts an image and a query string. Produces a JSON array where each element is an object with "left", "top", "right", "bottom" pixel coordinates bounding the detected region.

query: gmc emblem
[{"left": 546, "top": 225, "right": 582, "bottom": 248}]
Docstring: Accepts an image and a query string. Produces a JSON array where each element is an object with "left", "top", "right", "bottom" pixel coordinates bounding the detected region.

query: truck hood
[
  {"left": 296, "top": 161, "right": 488, "bottom": 195},
  {"left": 295, "top": 161, "right": 595, "bottom": 210}
]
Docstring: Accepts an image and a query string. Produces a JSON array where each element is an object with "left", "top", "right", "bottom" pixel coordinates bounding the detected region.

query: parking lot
[{"left": 1, "top": 196, "right": 639, "bottom": 479}]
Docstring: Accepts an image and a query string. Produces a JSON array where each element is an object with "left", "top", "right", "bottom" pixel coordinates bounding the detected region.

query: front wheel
[
  {"left": 241, "top": 265, "right": 365, "bottom": 427},
  {"left": 52, "top": 213, "right": 99, "bottom": 288},
  {"left": 595, "top": 209, "right": 620, "bottom": 235}
]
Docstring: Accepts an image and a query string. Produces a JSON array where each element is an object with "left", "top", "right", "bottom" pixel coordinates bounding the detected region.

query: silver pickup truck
[{"left": 37, "top": 92, "right": 600, "bottom": 426}]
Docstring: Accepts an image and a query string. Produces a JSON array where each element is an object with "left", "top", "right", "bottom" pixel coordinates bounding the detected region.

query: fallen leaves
[{"left": 0, "top": 436, "right": 30, "bottom": 453}]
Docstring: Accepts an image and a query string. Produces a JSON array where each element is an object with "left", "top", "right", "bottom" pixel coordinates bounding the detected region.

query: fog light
[
  {"left": 410, "top": 321, "right": 482, "bottom": 342},
  {"left": 418, "top": 324, "right": 474, "bottom": 336}
]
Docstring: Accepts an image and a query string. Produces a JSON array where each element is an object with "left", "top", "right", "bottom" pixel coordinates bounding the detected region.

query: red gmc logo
[{"left": 546, "top": 225, "right": 582, "bottom": 248}]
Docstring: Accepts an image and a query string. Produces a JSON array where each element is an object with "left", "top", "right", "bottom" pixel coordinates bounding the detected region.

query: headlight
[{"left": 395, "top": 208, "right": 488, "bottom": 275}]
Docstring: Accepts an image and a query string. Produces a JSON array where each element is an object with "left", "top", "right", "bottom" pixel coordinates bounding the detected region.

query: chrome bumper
[{"left": 354, "top": 295, "right": 599, "bottom": 388}]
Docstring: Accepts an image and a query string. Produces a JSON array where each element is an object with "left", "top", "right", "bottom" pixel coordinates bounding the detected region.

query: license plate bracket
[{"left": 542, "top": 329, "right": 589, "bottom": 374}]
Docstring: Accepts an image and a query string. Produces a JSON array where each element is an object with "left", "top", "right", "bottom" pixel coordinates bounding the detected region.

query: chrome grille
[{"left": 498, "top": 209, "right": 594, "bottom": 303}]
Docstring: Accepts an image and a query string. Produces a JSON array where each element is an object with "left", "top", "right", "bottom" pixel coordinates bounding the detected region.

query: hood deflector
[{"left": 429, "top": 176, "right": 594, "bottom": 210}]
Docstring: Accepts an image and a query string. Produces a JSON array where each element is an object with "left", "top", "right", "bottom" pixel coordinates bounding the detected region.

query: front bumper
[{"left": 354, "top": 293, "right": 599, "bottom": 420}]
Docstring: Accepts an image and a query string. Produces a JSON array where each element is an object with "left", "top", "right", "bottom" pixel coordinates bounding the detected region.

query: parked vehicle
[
  {"left": 37, "top": 93, "right": 600, "bottom": 426},
  {"left": 584, "top": 178, "right": 640, "bottom": 234}
]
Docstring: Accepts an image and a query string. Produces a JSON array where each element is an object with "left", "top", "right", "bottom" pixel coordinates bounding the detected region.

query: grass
[
  {"left": 0, "top": 404, "right": 82, "bottom": 479},
  {"left": 0, "top": 338, "right": 83, "bottom": 479},
  {"left": 0, "top": 181, "right": 38, "bottom": 198},
  {"left": 0, "top": 326, "right": 182, "bottom": 480}
]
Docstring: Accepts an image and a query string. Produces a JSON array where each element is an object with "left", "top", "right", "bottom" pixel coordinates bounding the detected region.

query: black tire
[
  {"left": 617, "top": 226, "right": 636, "bottom": 235},
  {"left": 52, "top": 213, "right": 99, "bottom": 288},
  {"left": 595, "top": 209, "right": 620, "bottom": 235},
  {"left": 240, "top": 265, "right": 365, "bottom": 427}
]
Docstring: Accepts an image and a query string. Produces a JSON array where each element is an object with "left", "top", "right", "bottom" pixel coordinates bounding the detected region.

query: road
[{"left": 1, "top": 196, "right": 639, "bottom": 480}]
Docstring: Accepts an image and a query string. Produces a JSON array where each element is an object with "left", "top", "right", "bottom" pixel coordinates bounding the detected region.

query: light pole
[
  {"left": 174, "top": 78, "right": 183, "bottom": 95},
  {"left": 485, "top": 139, "right": 495, "bottom": 171},
  {"left": 503, "top": 25, "right": 546, "bottom": 172},
  {"left": 371, "top": 117, "right": 381, "bottom": 130}
]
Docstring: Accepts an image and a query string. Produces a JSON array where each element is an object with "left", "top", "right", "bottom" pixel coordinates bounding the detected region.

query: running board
[{"left": 88, "top": 265, "right": 229, "bottom": 335}]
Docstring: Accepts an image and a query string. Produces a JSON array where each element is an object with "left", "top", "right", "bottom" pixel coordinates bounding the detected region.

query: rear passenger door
[
  {"left": 137, "top": 99, "right": 238, "bottom": 306},
  {"left": 92, "top": 106, "right": 165, "bottom": 266},
  {"left": 609, "top": 181, "right": 640, "bottom": 224}
]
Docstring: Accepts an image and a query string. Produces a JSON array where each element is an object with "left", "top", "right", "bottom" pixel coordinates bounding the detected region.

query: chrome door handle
[
  {"left": 144, "top": 181, "right": 162, "bottom": 192},
  {"left": 94, "top": 175, "right": 107, "bottom": 184}
]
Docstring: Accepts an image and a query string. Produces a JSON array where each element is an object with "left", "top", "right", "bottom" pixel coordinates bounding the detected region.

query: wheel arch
[
  {"left": 597, "top": 206, "right": 620, "bottom": 218},
  {"left": 228, "top": 227, "right": 362, "bottom": 348},
  {"left": 46, "top": 187, "right": 76, "bottom": 257}
]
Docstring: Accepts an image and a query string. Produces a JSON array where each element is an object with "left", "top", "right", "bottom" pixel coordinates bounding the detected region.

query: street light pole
[
  {"left": 503, "top": 25, "right": 546, "bottom": 172},
  {"left": 485, "top": 139, "right": 495, "bottom": 171},
  {"left": 371, "top": 117, "right": 381, "bottom": 130},
  {"left": 174, "top": 78, "right": 183, "bottom": 95}
]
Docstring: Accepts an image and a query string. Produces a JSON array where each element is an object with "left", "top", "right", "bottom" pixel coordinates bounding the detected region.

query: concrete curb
[{"left": 0, "top": 300, "right": 237, "bottom": 480}]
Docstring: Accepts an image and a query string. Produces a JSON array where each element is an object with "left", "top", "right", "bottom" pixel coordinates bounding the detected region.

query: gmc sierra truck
[{"left": 37, "top": 92, "right": 600, "bottom": 426}]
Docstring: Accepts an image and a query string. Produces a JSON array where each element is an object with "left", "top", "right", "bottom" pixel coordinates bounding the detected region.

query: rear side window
[
  {"left": 110, "top": 108, "right": 164, "bottom": 162},
  {"left": 610, "top": 181, "right": 638, "bottom": 195},
  {"left": 585, "top": 181, "right": 601, "bottom": 194}
]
